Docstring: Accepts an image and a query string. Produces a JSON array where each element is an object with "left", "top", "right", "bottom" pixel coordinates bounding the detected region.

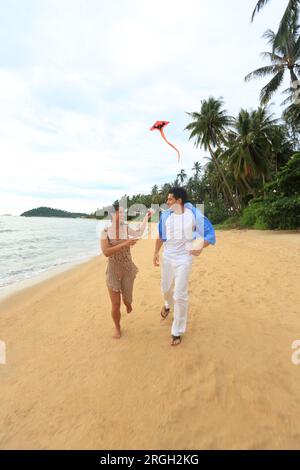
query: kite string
[{"left": 160, "top": 129, "right": 181, "bottom": 163}]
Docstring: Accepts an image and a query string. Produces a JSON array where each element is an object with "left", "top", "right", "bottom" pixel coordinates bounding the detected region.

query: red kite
[{"left": 150, "top": 121, "right": 180, "bottom": 163}]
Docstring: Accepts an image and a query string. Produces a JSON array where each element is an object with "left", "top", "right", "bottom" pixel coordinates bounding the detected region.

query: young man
[{"left": 153, "top": 187, "right": 216, "bottom": 346}]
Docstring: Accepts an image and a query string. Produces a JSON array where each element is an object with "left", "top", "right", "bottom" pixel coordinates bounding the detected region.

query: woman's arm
[
  {"left": 101, "top": 231, "right": 138, "bottom": 257},
  {"left": 128, "top": 211, "right": 152, "bottom": 238}
]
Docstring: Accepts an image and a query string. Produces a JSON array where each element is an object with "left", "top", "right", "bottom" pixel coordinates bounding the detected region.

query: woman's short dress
[{"left": 104, "top": 227, "right": 138, "bottom": 304}]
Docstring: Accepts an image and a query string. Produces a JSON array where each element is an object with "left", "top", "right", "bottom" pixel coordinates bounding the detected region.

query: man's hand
[
  {"left": 153, "top": 252, "right": 160, "bottom": 267},
  {"left": 153, "top": 236, "right": 163, "bottom": 267},
  {"left": 189, "top": 239, "right": 209, "bottom": 256},
  {"left": 189, "top": 247, "right": 204, "bottom": 257}
]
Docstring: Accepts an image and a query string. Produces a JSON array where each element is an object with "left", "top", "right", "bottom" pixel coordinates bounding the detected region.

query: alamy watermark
[
  {"left": 291, "top": 340, "right": 300, "bottom": 365},
  {"left": 0, "top": 340, "right": 6, "bottom": 365},
  {"left": 95, "top": 200, "right": 205, "bottom": 241}
]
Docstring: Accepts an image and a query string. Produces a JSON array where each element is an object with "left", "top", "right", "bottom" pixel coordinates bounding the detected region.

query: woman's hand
[
  {"left": 143, "top": 209, "right": 153, "bottom": 222},
  {"left": 127, "top": 238, "right": 139, "bottom": 247}
]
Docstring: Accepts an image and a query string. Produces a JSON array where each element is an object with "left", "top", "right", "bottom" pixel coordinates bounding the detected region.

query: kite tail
[{"left": 160, "top": 129, "right": 181, "bottom": 163}]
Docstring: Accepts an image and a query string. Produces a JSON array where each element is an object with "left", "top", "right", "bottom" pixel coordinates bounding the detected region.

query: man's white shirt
[{"left": 163, "top": 209, "right": 199, "bottom": 263}]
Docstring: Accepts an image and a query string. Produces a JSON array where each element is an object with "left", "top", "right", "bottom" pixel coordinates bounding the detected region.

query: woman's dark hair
[
  {"left": 168, "top": 187, "right": 188, "bottom": 204},
  {"left": 112, "top": 200, "right": 120, "bottom": 212},
  {"left": 108, "top": 200, "right": 120, "bottom": 219}
]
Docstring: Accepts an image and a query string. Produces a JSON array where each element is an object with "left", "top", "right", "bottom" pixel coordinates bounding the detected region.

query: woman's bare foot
[
  {"left": 112, "top": 327, "right": 121, "bottom": 339},
  {"left": 124, "top": 302, "right": 132, "bottom": 314}
]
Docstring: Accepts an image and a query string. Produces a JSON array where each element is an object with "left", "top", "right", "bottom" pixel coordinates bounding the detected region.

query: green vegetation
[
  {"left": 240, "top": 152, "right": 300, "bottom": 229},
  {"left": 20, "top": 207, "right": 89, "bottom": 218}
]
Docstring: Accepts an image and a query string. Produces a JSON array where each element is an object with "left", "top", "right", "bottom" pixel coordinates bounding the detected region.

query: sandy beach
[{"left": 0, "top": 228, "right": 300, "bottom": 450}]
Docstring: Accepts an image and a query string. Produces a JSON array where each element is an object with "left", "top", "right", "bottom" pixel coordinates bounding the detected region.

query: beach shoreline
[
  {"left": 0, "top": 229, "right": 300, "bottom": 449},
  {"left": 0, "top": 254, "right": 100, "bottom": 304}
]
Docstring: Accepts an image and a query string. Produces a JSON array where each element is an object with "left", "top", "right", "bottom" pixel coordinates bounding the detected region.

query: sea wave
[
  {"left": 0, "top": 216, "right": 102, "bottom": 291},
  {"left": 0, "top": 229, "right": 18, "bottom": 233}
]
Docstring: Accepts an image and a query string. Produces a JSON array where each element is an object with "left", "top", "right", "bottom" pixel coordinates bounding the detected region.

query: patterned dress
[{"left": 103, "top": 226, "right": 138, "bottom": 304}]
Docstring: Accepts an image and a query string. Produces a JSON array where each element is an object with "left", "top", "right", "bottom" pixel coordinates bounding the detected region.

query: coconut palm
[
  {"left": 177, "top": 169, "right": 187, "bottom": 186},
  {"left": 245, "top": 14, "right": 300, "bottom": 105},
  {"left": 224, "top": 108, "right": 279, "bottom": 198},
  {"left": 283, "top": 102, "right": 300, "bottom": 146},
  {"left": 185, "top": 97, "right": 239, "bottom": 212},
  {"left": 251, "top": 0, "right": 300, "bottom": 49},
  {"left": 151, "top": 184, "right": 159, "bottom": 195},
  {"left": 192, "top": 161, "right": 202, "bottom": 179}
]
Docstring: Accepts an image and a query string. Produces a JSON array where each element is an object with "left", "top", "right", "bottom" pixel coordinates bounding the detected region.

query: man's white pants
[{"left": 161, "top": 255, "right": 192, "bottom": 337}]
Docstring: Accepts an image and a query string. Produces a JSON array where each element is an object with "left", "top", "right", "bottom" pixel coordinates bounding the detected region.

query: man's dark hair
[{"left": 169, "top": 187, "right": 188, "bottom": 204}]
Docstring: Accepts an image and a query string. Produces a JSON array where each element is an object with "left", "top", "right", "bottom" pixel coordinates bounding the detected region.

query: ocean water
[{"left": 0, "top": 215, "right": 108, "bottom": 294}]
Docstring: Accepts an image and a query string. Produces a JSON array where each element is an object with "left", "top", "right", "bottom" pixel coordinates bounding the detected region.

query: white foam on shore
[{"left": 0, "top": 254, "right": 99, "bottom": 303}]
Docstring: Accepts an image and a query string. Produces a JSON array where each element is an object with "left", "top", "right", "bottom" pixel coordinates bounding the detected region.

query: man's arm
[
  {"left": 190, "top": 210, "right": 216, "bottom": 256},
  {"left": 203, "top": 215, "right": 216, "bottom": 245},
  {"left": 189, "top": 239, "right": 209, "bottom": 257},
  {"left": 153, "top": 236, "right": 163, "bottom": 266}
]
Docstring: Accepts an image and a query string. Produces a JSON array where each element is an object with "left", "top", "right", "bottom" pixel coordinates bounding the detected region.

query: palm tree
[
  {"left": 185, "top": 97, "right": 239, "bottom": 212},
  {"left": 224, "top": 107, "right": 279, "bottom": 198},
  {"left": 251, "top": 0, "right": 300, "bottom": 49},
  {"left": 245, "top": 16, "right": 300, "bottom": 105},
  {"left": 151, "top": 184, "right": 158, "bottom": 195},
  {"left": 192, "top": 161, "right": 202, "bottom": 179},
  {"left": 177, "top": 169, "right": 187, "bottom": 186},
  {"left": 283, "top": 102, "right": 300, "bottom": 145}
]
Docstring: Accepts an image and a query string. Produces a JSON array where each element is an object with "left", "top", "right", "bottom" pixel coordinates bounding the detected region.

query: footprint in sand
[{"left": 181, "top": 385, "right": 193, "bottom": 399}]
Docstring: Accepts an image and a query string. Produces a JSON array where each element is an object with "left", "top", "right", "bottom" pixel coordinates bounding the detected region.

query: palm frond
[
  {"left": 295, "top": 35, "right": 300, "bottom": 57},
  {"left": 260, "top": 51, "right": 285, "bottom": 63},
  {"left": 280, "top": 93, "right": 295, "bottom": 106},
  {"left": 273, "top": 0, "right": 300, "bottom": 50},
  {"left": 245, "top": 65, "right": 279, "bottom": 82},
  {"left": 280, "top": 85, "right": 296, "bottom": 106},
  {"left": 260, "top": 69, "right": 285, "bottom": 104},
  {"left": 282, "top": 85, "right": 296, "bottom": 95},
  {"left": 263, "top": 29, "right": 276, "bottom": 46},
  {"left": 251, "top": 0, "right": 272, "bottom": 22}
]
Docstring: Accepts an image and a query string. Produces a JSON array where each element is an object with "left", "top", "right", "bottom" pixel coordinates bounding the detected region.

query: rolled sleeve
[{"left": 203, "top": 216, "right": 216, "bottom": 245}]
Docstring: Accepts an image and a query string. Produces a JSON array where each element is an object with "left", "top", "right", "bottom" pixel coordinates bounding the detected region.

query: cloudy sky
[{"left": 0, "top": 0, "right": 289, "bottom": 215}]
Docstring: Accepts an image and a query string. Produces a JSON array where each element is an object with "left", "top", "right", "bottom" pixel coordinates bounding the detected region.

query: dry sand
[{"left": 0, "top": 228, "right": 300, "bottom": 450}]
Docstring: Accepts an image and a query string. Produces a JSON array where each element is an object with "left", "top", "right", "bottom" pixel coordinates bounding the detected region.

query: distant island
[
  {"left": 20, "top": 207, "right": 89, "bottom": 218},
  {"left": 19, "top": 206, "right": 140, "bottom": 220}
]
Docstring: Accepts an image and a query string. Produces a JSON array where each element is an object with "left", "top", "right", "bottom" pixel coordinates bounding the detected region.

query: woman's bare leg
[
  {"left": 108, "top": 288, "right": 122, "bottom": 338},
  {"left": 123, "top": 299, "right": 132, "bottom": 314},
  {"left": 122, "top": 276, "right": 134, "bottom": 314}
]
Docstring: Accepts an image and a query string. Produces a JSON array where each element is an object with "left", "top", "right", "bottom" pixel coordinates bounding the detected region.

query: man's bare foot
[
  {"left": 124, "top": 302, "right": 132, "bottom": 314},
  {"left": 112, "top": 327, "right": 121, "bottom": 339},
  {"left": 171, "top": 335, "right": 182, "bottom": 346}
]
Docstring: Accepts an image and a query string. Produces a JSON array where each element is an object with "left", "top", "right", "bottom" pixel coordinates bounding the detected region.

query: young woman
[{"left": 101, "top": 203, "right": 151, "bottom": 339}]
